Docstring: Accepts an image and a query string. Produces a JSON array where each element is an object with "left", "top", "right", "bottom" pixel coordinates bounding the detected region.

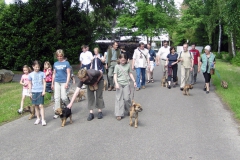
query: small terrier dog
[
  {"left": 161, "top": 77, "right": 167, "bottom": 87},
  {"left": 221, "top": 80, "right": 228, "bottom": 89},
  {"left": 77, "top": 90, "right": 86, "bottom": 102},
  {"left": 23, "top": 105, "right": 35, "bottom": 120},
  {"left": 55, "top": 108, "right": 73, "bottom": 127},
  {"left": 129, "top": 101, "right": 143, "bottom": 128},
  {"left": 103, "top": 80, "right": 108, "bottom": 91},
  {"left": 183, "top": 84, "right": 193, "bottom": 96}
]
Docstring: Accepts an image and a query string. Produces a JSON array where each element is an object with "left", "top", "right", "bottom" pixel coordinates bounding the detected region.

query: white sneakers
[
  {"left": 53, "top": 115, "right": 59, "bottom": 119},
  {"left": 34, "top": 119, "right": 47, "bottom": 126}
]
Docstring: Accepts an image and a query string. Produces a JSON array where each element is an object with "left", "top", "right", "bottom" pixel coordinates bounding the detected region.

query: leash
[{"left": 215, "top": 69, "right": 222, "bottom": 80}]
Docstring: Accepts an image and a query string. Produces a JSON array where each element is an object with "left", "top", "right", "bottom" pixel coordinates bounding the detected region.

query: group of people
[{"left": 19, "top": 41, "right": 216, "bottom": 125}]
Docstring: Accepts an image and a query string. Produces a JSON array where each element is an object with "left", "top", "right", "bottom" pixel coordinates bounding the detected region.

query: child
[
  {"left": 19, "top": 65, "right": 32, "bottom": 113},
  {"left": 113, "top": 54, "right": 137, "bottom": 120},
  {"left": 28, "top": 60, "right": 47, "bottom": 126},
  {"left": 43, "top": 61, "right": 54, "bottom": 101},
  {"left": 90, "top": 47, "right": 105, "bottom": 72}
]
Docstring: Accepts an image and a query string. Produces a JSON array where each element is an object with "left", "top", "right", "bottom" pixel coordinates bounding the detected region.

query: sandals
[
  {"left": 147, "top": 80, "right": 150, "bottom": 83},
  {"left": 117, "top": 116, "right": 121, "bottom": 120},
  {"left": 151, "top": 77, "right": 154, "bottom": 83}
]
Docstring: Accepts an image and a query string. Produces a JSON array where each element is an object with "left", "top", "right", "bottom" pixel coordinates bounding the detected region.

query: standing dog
[
  {"left": 23, "top": 105, "right": 35, "bottom": 120},
  {"left": 183, "top": 84, "right": 193, "bottom": 96},
  {"left": 161, "top": 77, "right": 167, "bottom": 87},
  {"left": 129, "top": 101, "right": 143, "bottom": 128},
  {"left": 77, "top": 90, "right": 86, "bottom": 102},
  {"left": 55, "top": 108, "right": 73, "bottom": 127},
  {"left": 221, "top": 80, "right": 228, "bottom": 89}
]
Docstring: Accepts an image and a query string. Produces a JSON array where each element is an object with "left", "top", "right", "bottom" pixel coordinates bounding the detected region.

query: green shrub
[
  {"left": 231, "top": 52, "right": 240, "bottom": 66},
  {"left": 214, "top": 52, "right": 222, "bottom": 59}
]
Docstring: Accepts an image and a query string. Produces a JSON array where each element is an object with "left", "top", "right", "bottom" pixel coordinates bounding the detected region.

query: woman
[
  {"left": 67, "top": 68, "right": 105, "bottom": 121},
  {"left": 198, "top": 45, "right": 215, "bottom": 94},
  {"left": 166, "top": 47, "right": 178, "bottom": 89},
  {"left": 91, "top": 47, "right": 105, "bottom": 72},
  {"left": 51, "top": 49, "right": 70, "bottom": 119},
  {"left": 120, "top": 45, "right": 130, "bottom": 62},
  {"left": 146, "top": 43, "right": 156, "bottom": 83}
]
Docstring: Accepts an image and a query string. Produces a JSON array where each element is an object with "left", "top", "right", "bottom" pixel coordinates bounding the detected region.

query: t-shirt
[
  {"left": 114, "top": 63, "right": 131, "bottom": 86},
  {"left": 77, "top": 69, "right": 101, "bottom": 88},
  {"left": 54, "top": 61, "right": 71, "bottom": 83},
  {"left": 44, "top": 69, "right": 52, "bottom": 82},
  {"left": 132, "top": 48, "right": 149, "bottom": 68},
  {"left": 149, "top": 49, "right": 156, "bottom": 61},
  {"left": 167, "top": 53, "right": 178, "bottom": 66},
  {"left": 189, "top": 49, "right": 200, "bottom": 65},
  {"left": 28, "top": 71, "right": 45, "bottom": 92},
  {"left": 21, "top": 74, "right": 30, "bottom": 89},
  {"left": 157, "top": 46, "right": 170, "bottom": 60},
  {"left": 79, "top": 51, "right": 93, "bottom": 65},
  {"left": 179, "top": 51, "right": 193, "bottom": 68}
]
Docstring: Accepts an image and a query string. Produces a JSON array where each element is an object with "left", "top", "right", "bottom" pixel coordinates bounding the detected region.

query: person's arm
[
  {"left": 65, "top": 68, "right": 70, "bottom": 89},
  {"left": 114, "top": 73, "right": 119, "bottom": 89},
  {"left": 132, "top": 51, "right": 136, "bottom": 70},
  {"left": 42, "top": 78, "right": 46, "bottom": 96},
  {"left": 129, "top": 72, "right": 136, "bottom": 88},
  {"left": 191, "top": 53, "right": 194, "bottom": 71},
  {"left": 20, "top": 76, "right": 24, "bottom": 85},
  {"left": 198, "top": 57, "right": 202, "bottom": 72},
  {"left": 93, "top": 71, "right": 103, "bottom": 86},
  {"left": 67, "top": 87, "right": 81, "bottom": 109},
  {"left": 51, "top": 69, "right": 55, "bottom": 89},
  {"left": 28, "top": 78, "right": 32, "bottom": 98}
]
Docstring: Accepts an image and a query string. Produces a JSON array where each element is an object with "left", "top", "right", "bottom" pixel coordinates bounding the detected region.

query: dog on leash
[
  {"left": 77, "top": 90, "right": 86, "bottom": 102},
  {"left": 183, "top": 84, "right": 193, "bottom": 96},
  {"left": 23, "top": 105, "right": 35, "bottom": 120},
  {"left": 129, "top": 101, "right": 143, "bottom": 128},
  {"left": 221, "top": 80, "right": 228, "bottom": 89},
  {"left": 55, "top": 108, "right": 73, "bottom": 127},
  {"left": 161, "top": 77, "right": 167, "bottom": 87},
  {"left": 103, "top": 80, "right": 108, "bottom": 91}
]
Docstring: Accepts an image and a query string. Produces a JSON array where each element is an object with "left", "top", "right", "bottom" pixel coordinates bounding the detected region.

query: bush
[
  {"left": 231, "top": 52, "right": 240, "bottom": 66},
  {"left": 214, "top": 52, "right": 222, "bottom": 59}
]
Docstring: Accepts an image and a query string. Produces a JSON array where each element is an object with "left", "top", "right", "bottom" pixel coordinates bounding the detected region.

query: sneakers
[
  {"left": 136, "top": 88, "right": 140, "bottom": 91},
  {"left": 53, "top": 115, "right": 59, "bottom": 119},
  {"left": 142, "top": 86, "right": 146, "bottom": 89},
  {"left": 42, "top": 120, "right": 47, "bottom": 126},
  {"left": 87, "top": 113, "right": 94, "bottom": 121},
  {"left": 34, "top": 119, "right": 41, "bottom": 125},
  {"left": 97, "top": 112, "right": 103, "bottom": 119},
  {"left": 168, "top": 85, "right": 171, "bottom": 89},
  {"left": 206, "top": 91, "right": 209, "bottom": 94}
]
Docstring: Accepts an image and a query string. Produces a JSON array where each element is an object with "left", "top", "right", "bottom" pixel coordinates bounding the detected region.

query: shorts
[
  {"left": 46, "top": 82, "right": 53, "bottom": 93},
  {"left": 22, "top": 89, "right": 30, "bottom": 96},
  {"left": 147, "top": 61, "right": 155, "bottom": 72},
  {"left": 32, "top": 92, "right": 44, "bottom": 105}
]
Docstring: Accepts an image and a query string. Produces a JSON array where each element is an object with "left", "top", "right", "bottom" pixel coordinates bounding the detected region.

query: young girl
[
  {"left": 19, "top": 65, "right": 32, "bottom": 112},
  {"left": 28, "top": 60, "right": 47, "bottom": 126},
  {"left": 43, "top": 61, "right": 54, "bottom": 101},
  {"left": 113, "top": 54, "right": 137, "bottom": 120},
  {"left": 91, "top": 47, "right": 105, "bottom": 72}
]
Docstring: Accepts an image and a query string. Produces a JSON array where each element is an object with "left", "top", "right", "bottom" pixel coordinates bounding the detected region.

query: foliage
[{"left": 231, "top": 52, "right": 240, "bottom": 66}]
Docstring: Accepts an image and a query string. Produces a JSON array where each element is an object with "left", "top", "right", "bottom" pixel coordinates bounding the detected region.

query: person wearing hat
[{"left": 198, "top": 45, "right": 216, "bottom": 94}]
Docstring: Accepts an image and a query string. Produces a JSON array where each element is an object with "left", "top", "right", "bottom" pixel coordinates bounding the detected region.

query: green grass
[
  {"left": 212, "top": 60, "right": 240, "bottom": 119},
  {"left": 0, "top": 82, "right": 52, "bottom": 125}
]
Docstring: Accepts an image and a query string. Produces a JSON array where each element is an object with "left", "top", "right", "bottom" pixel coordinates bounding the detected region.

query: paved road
[{"left": 1, "top": 65, "right": 240, "bottom": 160}]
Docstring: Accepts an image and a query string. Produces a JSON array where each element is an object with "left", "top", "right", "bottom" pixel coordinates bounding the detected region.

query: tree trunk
[
  {"left": 230, "top": 32, "right": 236, "bottom": 57},
  {"left": 56, "top": 0, "right": 63, "bottom": 34},
  {"left": 218, "top": 20, "right": 221, "bottom": 54}
]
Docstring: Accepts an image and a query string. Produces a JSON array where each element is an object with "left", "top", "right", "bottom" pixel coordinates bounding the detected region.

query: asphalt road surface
[{"left": 1, "top": 65, "right": 240, "bottom": 160}]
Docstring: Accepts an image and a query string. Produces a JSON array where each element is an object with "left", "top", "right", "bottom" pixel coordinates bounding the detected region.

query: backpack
[{"left": 179, "top": 51, "right": 193, "bottom": 59}]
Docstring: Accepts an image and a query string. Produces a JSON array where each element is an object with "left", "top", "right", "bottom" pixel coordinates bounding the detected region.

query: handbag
[
  {"left": 210, "top": 68, "right": 215, "bottom": 75},
  {"left": 88, "top": 84, "right": 98, "bottom": 91}
]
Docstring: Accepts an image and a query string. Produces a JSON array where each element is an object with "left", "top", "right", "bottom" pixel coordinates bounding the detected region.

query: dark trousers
[
  {"left": 167, "top": 65, "right": 178, "bottom": 82},
  {"left": 203, "top": 72, "right": 211, "bottom": 83}
]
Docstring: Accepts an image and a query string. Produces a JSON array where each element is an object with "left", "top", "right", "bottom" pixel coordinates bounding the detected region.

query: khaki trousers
[
  {"left": 161, "top": 59, "right": 167, "bottom": 78},
  {"left": 115, "top": 84, "right": 131, "bottom": 117},
  {"left": 180, "top": 65, "right": 190, "bottom": 88}
]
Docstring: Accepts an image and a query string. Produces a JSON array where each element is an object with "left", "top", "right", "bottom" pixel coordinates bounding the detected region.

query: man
[
  {"left": 157, "top": 40, "right": 170, "bottom": 78},
  {"left": 79, "top": 45, "right": 93, "bottom": 89},
  {"left": 132, "top": 42, "right": 150, "bottom": 91},
  {"left": 189, "top": 43, "right": 200, "bottom": 84},
  {"left": 178, "top": 43, "right": 194, "bottom": 91},
  {"left": 107, "top": 41, "right": 121, "bottom": 91},
  {"left": 146, "top": 43, "right": 156, "bottom": 83}
]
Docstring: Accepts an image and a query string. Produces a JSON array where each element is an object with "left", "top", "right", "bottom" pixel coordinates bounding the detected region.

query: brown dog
[
  {"left": 103, "top": 80, "right": 108, "bottom": 91},
  {"left": 55, "top": 108, "right": 73, "bottom": 127},
  {"left": 221, "top": 80, "right": 228, "bottom": 89},
  {"left": 23, "top": 105, "right": 35, "bottom": 120},
  {"left": 183, "top": 84, "right": 193, "bottom": 96},
  {"left": 76, "top": 90, "right": 86, "bottom": 102},
  {"left": 129, "top": 101, "right": 143, "bottom": 128},
  {"left": 161, "top": 77, "right": 167, "bottom": 87}
]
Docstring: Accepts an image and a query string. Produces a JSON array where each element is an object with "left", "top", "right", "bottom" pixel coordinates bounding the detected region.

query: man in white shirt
[
  {"left": 156, "top": 41, "right": 170, "bottom": 78},
  {"left": 132, "top": 42, "right": 150, "bottom": 91}
]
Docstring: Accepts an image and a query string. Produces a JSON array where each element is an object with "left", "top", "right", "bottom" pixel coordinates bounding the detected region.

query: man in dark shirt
[{"left": 189, "top": 43, "right": 200, "bottom": 84}]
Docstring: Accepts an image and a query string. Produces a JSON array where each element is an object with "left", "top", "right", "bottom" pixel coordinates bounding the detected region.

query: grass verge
[
  {"left": 0, "top": 82, "right": 52, "bottom": 125},
  {"left": 212, "top": 60, "right": 240, "bottom": 119}
]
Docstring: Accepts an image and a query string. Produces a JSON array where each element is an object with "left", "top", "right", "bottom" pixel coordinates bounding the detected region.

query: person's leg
[
  {"left": 108, "top": 62, "right": 114, "bottom": 89},
  {"left": 147, "top": 68, "right": 150, "bottom": 83},
  {"left": 39, "top": 104, "right": 46, "bottom": 124},
  {"left": 95, "top": 80, "right": 105, "bottom": 119},
  {"left": 20, "top": 95, "right": 26, "bottom": 111},
  {"left": 193, "top": 64, "right": 198, "bottom": 83},
  {"left": 87, "top": 86, "right": 95, "bottom": 120},
  {"left": 54, "top": 82, "right": 61, "bottom": 111},
  {"left": 115, "top": 85, "right": 124, "bottom": 119},
  {"left": 185, "top": 68, "right": 190, "bottom": 85},
  {"left": 180, "top": 65, "right": 185, "bottom": 89},
  {"left": 167, "top": 66, "right": 172, "bottom": 87},
  {"left": 161, "top": 59, "right": 166, "bottom": 77},
  {"left": 190, "top": 67, "right": 194, "bottom": 84},
  {"left": 60, "top": 83, "right": 69, "bottom": 105},
  {"left": 141, "top": 68, "right": 146, "bottom": 87},
  {"left": 172, "top": 65, "right": 178, "bottom": 86},
  {"left": 135, "top": 68, "right": 141, "bottom": 89},
  {"left": 123, "top": 84, "right": 131, "bottom": 115}
]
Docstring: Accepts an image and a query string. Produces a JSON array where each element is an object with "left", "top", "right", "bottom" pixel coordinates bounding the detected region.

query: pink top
[
  {"left": 44, "top": 69, "right": 52, "bottom": 82},
  {"left": 21, "top": 74, "right": 29, "bottom": 89}
]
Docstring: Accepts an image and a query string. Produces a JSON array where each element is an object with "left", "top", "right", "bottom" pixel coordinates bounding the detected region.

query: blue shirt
[
  {"left": 167, "top": 53, "right": 178, "bottom": 66},
  {"left": 29, "top": 71, "right": 45, "bottom": 92},
  {"left": 54, "top": 61, "right": 71, "bottom": 83},
  {"left": 149, "top": 49, "right": 156, "bottom": 61}
]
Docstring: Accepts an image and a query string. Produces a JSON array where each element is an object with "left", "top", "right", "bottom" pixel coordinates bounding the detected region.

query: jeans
[{"left": 136, "top": 68, "right": 146, "bottom": 88}]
